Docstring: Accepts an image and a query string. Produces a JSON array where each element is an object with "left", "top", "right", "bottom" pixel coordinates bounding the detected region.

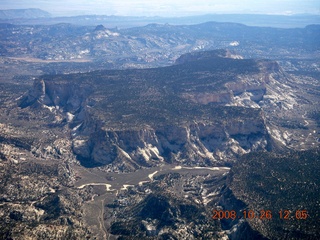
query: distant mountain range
[
  {"left": 0, "top": 8, "right": 319, "bottom": 28},
  {"left": 0, "top": 8, "right": 51, "bottom": 19},
  {"left": 1, "top": 21, "right": 318, "bottom": 73}
]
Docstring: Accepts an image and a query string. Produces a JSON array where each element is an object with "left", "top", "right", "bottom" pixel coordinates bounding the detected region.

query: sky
[{"left": 0, "top": 0, "right": 319, "bottom": 17}]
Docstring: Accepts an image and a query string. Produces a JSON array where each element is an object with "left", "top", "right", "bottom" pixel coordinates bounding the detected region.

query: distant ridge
[
  {"left": 0, "top": 12, "right": 319, "bottom": 28},
  {"left": 0, "top": 8, "right": 51, "bottom": 19}
]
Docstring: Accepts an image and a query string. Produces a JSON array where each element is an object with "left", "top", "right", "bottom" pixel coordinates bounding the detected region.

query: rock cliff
[{"left": 17, "top": 50, "right": 286, "bottom": 171}]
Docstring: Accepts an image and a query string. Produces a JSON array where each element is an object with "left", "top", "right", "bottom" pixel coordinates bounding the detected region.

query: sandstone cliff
[{"left": 17, "top": 50, "right": 286, "bottom": 171}]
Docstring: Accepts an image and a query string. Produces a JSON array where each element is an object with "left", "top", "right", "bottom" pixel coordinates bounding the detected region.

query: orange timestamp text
[{"left": 212, "top": 209, "right": 308, "bottom": 220}]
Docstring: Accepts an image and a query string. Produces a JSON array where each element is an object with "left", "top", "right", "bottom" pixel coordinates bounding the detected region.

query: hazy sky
[{"left": 1, "top": 0, "right": 319, "bottom": 16}]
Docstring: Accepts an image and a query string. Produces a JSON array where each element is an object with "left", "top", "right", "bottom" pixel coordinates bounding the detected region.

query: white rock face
[
  {"left": 70, "top": 114, "right": 268, "bottom": 169},
  {"left": 72, "top": 138, "right": 91, "bottom": 159}
]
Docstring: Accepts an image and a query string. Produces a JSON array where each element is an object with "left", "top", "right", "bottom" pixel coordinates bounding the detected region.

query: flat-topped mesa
[
  {"left": 174, "top": 49, "right": 245, "bottom": 65},
  {"left": 18, "top": 49, "right": 284, "bottom": 113},
  {"left": 17, "top": 50, "right": 290, "bottom": 170}
]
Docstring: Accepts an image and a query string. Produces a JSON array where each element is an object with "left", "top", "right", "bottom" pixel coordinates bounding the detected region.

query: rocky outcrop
[
  {"left": 71, "top": 110, "right": 269, "bottom": 170},
  {"left": 18, "top": 79, "right": 46, "bottom": 108},
  {"left": 18, "top": 78, "right": 92, "bottom": 112}
]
